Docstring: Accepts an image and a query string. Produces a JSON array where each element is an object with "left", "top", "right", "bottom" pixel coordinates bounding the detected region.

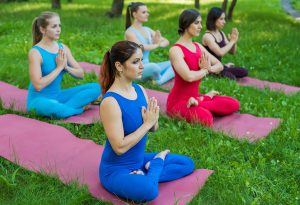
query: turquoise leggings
[
  {"left": 27, "top": 83, "right": 100, "bottom": 119},
  {"left": 141, "top": 61, "right": 174, "bottom": 85}
]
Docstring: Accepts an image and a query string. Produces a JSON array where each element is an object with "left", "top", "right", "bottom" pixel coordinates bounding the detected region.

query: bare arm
[
  {"left": 202, "top": 32, "right": 237, "bottom": 57},
  {"left": 63, "top": 45, "right": 84, "bottom": 79},
  {"left": 125, "top": 29, "right": 159, "bottom": 51},
  {"left": 100, "top": 95, "right": 159, "bottom": 155},
  {"left": 28, "top": 48, "right": 65, "bottom": 91},
  {"left": 169, "top": 46, "right": 209, "bottom": 82}
]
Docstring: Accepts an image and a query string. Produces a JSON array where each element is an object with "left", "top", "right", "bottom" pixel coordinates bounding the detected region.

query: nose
[{"left": 139, "top": 61, "right": 144, "bottom": 70}]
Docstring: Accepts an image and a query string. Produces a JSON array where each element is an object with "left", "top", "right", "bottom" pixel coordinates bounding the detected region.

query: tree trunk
[
  {"left": 227, "top": 0, "right": 237, "bottom": 20},
  {"left": 222, "top": 0, "right": 228, "bottom": 13},
  {"left": 106, "top": 0, "right": 124, "bottom": 18},
  {"left": 195, "top": 0, "right": 200, "bottom": 9},
  {"left": 52, "top": 0, "right": 61, "bottom": 9}
]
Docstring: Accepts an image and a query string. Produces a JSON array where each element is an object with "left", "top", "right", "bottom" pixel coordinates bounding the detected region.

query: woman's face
[
  {"left": 215, "top": 13, "right": 226, "bottom": 30},
  {"left": 133, "top": 5, "right": 149, "bottom": 23},
  {"left": 122, "top": 48, "right": 144, "bottom": 80},
  {"left": 41, "top": 16, "right": 61, "bottom": 40},
  {"left": 186, "top": 16, "right": 202, "bottom": 37}
]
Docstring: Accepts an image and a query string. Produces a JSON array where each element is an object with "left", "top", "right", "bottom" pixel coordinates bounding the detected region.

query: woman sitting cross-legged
[
  {"left": 99, "top": 40, "right": 194, "bottom": 203},
  {"left": 167, "top": 9, "right": 240, "bottom": 127},
  {"left": 27, "top": 11, "right": 101, "bottom": 119}
]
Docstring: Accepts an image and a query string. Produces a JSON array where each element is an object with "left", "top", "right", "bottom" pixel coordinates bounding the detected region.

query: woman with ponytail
[
  {"left": 124, "top": 2, "right": 174, "bottom": 85},
  {"left": 99, "top": 40, "right": 194, "bottom": 203},
  {"left": 27, "top": 11, "right": 100, "bottom": 119},
  {"left": 167, "top": 9, "right": 240, "bottom": 127}
]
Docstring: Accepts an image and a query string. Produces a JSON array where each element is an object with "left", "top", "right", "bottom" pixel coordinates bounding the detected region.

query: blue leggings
[
  {"left": 101, "top": 153, "right": 194, "bottom": 203},
  {"left": 27, "top": 83, "right": 100, "bottom": 119},
  {"left": 141, "top": 61, "right": 175, "bottom": 85}
]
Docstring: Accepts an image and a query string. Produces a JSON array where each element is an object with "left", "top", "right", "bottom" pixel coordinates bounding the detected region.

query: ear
[
  {"left": 39, "top": 26, "right": 45, "bottom": 35},
  {"left": 132, "top": 11, "right": 137, "bottom": 19},
  {"left": 115, "top": 61, "right": 123, "bottom": 73}
]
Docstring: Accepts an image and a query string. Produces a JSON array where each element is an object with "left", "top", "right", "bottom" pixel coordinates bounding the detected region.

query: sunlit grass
[{"left": 0, "top": 0, "right": 299, "bottom": 204}]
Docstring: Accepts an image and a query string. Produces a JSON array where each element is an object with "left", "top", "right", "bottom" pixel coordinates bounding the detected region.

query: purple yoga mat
[
  {"left": 161, "top": 78, "right": 300, "bottom": 94},
  {"left": 0, "top": 81, "right": 100, "bottom": 124},
  {"left": 0, "top": 114, "right": 213, "bottom": 205},
  {"left": 79, "top": 62, "right": 100, "bottom": 75},
  {"left": 145, "top": 89, "right": 280, "bottom": 142}
]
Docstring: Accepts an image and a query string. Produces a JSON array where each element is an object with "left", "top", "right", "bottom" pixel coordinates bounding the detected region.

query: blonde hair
[{"left": 32, "top": 11, "right": 59, "bottom": 45}]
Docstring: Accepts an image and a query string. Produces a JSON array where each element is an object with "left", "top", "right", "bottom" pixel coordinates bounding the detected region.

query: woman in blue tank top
[
  {"left": 27, "top": 11, "right": 100, "bottom": 119},
  {"left": 124, "top": 2, "right": 174, "bottom": 85},
  {"left": 99, "top": 41, "right": 194, "bottom": 203},
  {"left": 202, "top": 7, "right": 248, "bottom": 80}
]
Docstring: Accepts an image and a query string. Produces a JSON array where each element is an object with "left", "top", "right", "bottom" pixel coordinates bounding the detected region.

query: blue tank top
[
  {"left": 127, "top": 27, "right": 152, "bottom": 64},
  {"left": 28, "top": 43, "right": 66, "bottom": 98},
  {"left": 100, "top": 84, "right": 148, "bottom": 176}
]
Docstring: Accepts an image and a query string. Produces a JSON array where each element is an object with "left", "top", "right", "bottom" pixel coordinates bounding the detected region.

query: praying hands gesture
[
  {"left": 141, "top": 97, "right": 160, "bottom": 130},
  {"left": 228, "top": 28, "right": 239, "bottom": 44},
  {"left": 199, "top": 52, "right": 211, "bottom": 72},
  {"left": 152, "top": 30, "right": 162, "bottom": 46},
  {"left": 55, "top": 48, "right": 67, "bottom": 71}
]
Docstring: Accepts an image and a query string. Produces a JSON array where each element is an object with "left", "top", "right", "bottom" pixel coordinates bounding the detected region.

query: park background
[{"left": 0, "top": 0, "right": 299, "bottom": 204}]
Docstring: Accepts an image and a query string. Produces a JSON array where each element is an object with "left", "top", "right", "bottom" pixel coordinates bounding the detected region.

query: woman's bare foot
[
  {"left": 145, "top": 149, "right": 170, "bottom": 170},
  {"left": 187, "top": 97, "right": 198, "bottom": 108},
  {"left": 83, "top": 104, "right": 90, "bottom": 111},
  {"left": 130, "top": 169, "right": 145, "bottom": 175}
]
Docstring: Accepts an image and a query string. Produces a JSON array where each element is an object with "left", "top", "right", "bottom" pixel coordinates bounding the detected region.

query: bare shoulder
[
  {"left": 28, "top": 48, "right": 42, "bottom": 61},
  {"left": 169, "top": 45, "right": 183, "bottom": 57}
]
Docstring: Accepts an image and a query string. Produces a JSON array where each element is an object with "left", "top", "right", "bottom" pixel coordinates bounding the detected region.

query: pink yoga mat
[
  {"left": 161, "top": 78, "right": 300, "bottom": 94},
  {"left": 145, "top": 89, "right": 281, "bottom": 142},
  {"left": 79, "top": 62, "right": 100, "bottom": 75},
  {"left": 237, "top": 77, "right": 300, "bottom": 94},
  {"left": 0, "top": 114, "right": 213, "bottom": 205},
  {"left": 0, "top": 81, "right": 99, "bottom": 124}
]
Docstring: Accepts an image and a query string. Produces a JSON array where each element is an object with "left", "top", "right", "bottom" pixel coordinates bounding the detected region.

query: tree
[
  {"left": 221, "top": 0, "right": 237, "bottom": 20},
  {"left": 52, "top": 0, "right": 61, "bottom": 9},
  {"left": 106, "top": 0, "right": 124, "bottom": 18},
  {"left": 195, "top": 0, "right": 200, "bottom": 9}
]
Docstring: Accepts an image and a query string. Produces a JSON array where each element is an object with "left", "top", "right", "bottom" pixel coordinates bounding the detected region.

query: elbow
[
  {"left": 33, "top": 83, "right": 42, "bottom": 92},
  {"left": 113, "top": 145, "right": 127, "bottom": 156},
  {"left": 184, "top": 74, "right": 196, "bottom": 82}
]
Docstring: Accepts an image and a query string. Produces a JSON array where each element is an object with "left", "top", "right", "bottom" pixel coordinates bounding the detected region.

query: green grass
[
  {"left": 291, "top": 0, "right": 300, "bottom": 10},
  {"left": 0, "top": 0, "right": 300, "bottom": 204}
]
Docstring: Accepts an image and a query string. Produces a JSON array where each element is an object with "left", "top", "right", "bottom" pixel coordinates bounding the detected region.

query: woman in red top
[{"left": 167, "top": 9, "right": 240, "bottom": 127}]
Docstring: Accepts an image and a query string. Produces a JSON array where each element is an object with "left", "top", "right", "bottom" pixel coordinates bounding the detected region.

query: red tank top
[{"left": 167, "top": 43, "right": 203, "bottom": 110}]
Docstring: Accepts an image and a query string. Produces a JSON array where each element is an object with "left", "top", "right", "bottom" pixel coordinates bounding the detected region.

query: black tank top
[{"left": 204, "top": 31, "right": 226, "bottom": 61}]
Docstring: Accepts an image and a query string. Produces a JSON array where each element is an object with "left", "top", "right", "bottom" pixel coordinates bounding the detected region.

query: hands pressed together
[
  {"left": 228, "top": 28, "right": 239, "bottom": 43},
  {"left": 55, "top": 48, "right": 67, "bottom": 71},
  {"left": 141, "top": 97, "right": 160, "bottom": 130}
]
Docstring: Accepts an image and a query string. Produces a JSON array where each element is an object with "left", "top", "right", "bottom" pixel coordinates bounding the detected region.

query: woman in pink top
[{"left": 167, "top": 9, "right": 240, "bottom": 127}]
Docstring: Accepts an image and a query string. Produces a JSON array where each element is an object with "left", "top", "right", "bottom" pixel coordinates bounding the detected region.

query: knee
[
  {"left": 147, "top": 63, "right": 161, "bottom": 78},
  {"left": 139, "top": 181, "right": 159, "bottom": 202},
  {"left": 89, "top": 83, "right": 101, "bottom": 96},
  {"left": 185, "top": 157, "right": 195, "bottom": 174}
]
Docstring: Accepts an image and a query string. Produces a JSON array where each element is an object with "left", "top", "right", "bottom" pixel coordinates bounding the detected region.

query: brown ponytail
[
  {"left": 31, "top": 11, "right": 59, "bottom": 45},
  {"left": 99, "top": 41, "right": 143, "bottom": 95},
  {"left": 125, "top": 2, "right": 146, "bottom": 30}
]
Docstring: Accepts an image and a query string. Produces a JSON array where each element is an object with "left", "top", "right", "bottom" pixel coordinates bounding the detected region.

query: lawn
[{"left": 0, "top": 0, "right": 299, "bottom": 204}]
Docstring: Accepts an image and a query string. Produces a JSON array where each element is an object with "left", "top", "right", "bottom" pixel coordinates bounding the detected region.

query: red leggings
[{"left": 167, "top": 95, "right": 240, "bottom": 127}]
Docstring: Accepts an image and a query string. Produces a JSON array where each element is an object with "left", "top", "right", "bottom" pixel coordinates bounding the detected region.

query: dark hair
[
  {"left": 125, "top": 2, "right": 146, "bottom": 30},
  {"left": 99, "top": 41, "right": 143, "bottom": 95},
  {"left": 178, "top": 9, "right": 201, "bottom": 35},
  {"left": 206, "top": 7, "right": 224, "bottom": 30},
  {"left": 32, "top": 11, "right": 59, "bottom": 45}
]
